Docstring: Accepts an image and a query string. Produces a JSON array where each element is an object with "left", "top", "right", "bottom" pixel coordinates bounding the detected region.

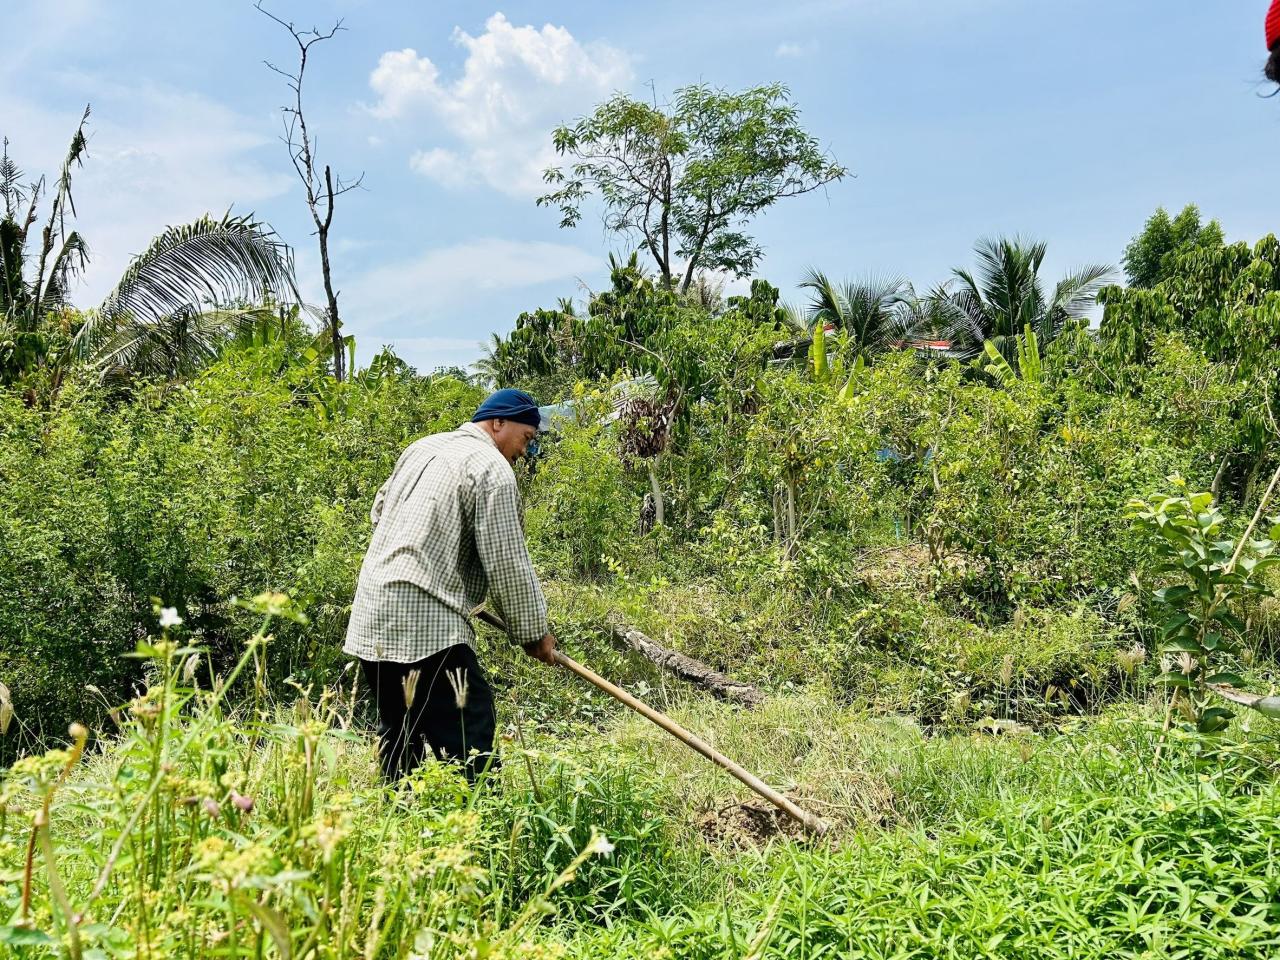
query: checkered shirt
[{"left": 343, "top": 422, "right": 548, "bottom": 663}]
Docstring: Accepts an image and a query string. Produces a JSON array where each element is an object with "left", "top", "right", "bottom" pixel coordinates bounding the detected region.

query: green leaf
[
  {"left": 1205, "top": 672, "right": 1246, "bottom": 687},
  {"left": 1155, "top": 584, "right": 1194, "bottom": 604},
  {"left": 240, "top": 898, "right": 292, "bottom": 959},
  {"left": 0, "top": 926, "right": 55, "bottom": 946},
  {"left": 1155, "top": 672, "right": 1192, "bottom": 688},
  {"left": 1212, "top": 611, "right": 1246, "bottom": 633},
  {"left": 1158, "top": 613, "right": 1191, "bottom": 637},
  {"left": 1198, "top": 706, "right": 1234, "bottom": 734}
]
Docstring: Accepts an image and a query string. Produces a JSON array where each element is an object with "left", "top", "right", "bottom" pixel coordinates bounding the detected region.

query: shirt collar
[{"left": 458, "top": 421, "right": 499, "bottom": 450}]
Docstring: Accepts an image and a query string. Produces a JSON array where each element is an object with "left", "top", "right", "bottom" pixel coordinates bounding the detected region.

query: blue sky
[{"left": 4, "top": 1, "right": 1277, "bottom": 372}]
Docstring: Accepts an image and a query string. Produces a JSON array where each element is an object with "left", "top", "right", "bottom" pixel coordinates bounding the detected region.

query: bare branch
[{"left": 256, "top": 1, "right": 363, "bottom": 382}]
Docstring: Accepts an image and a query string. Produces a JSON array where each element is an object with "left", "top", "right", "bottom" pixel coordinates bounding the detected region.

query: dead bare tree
[{"left": 256, "top": 1, "right": 363, "bottom": 382}]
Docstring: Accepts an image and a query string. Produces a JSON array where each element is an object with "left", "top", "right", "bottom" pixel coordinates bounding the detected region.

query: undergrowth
[{"left": 5, "top": 600, "right": 1280, "bottom": 959}]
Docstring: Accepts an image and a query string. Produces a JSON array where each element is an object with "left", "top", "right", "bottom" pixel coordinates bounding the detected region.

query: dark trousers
[{"left": 359, "top": 643, "right": 498, "bottom": 783}]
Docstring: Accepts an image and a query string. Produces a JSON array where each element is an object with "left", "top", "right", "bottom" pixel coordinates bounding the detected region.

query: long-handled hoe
[{"left": 475, "top": 608, "right": 830, "bottom": 836}]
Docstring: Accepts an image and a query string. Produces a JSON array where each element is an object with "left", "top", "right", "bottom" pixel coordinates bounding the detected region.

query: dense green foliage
[
  {"left": 0, "top": 336, "right": 481, "bottom": 752},
  {"left": 5, "top": 196, "right": 1280, "bottom": 958}
]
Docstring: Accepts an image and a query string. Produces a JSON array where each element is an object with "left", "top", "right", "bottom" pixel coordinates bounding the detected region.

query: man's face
[{"left": 490, "top": 419, "right": 539, "bottom": 465}]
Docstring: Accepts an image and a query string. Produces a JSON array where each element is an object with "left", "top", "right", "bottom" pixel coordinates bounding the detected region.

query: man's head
[{"left": 472, "top": 388, "right": 542, "bottom": 465}]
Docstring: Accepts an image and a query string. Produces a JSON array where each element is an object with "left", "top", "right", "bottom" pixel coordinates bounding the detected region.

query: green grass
[{"left": 6, "top": 602, "right": 1280, "bottom": 959}]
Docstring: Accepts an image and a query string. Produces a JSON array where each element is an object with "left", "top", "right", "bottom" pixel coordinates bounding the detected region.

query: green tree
[
  {"left": 1100, "top": 227, "right": 1280, "bottom": 499},
  {"left": 945, "top": 236, "right": 1113, "bottom": 359},
  {"left": 1122, "top": 204, "right": 1224, "bottom": 289},
  {"left": 0, "top": 112, "right": 91, "bottom": 387},
  {"left": 539, "top": 83, "right": 846, "bottom": 293}
]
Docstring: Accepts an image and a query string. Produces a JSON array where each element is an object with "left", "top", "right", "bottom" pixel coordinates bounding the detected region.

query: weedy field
[
  {"left": 5, "top": 120, "right": 1280, "bottom": 957},
  {"left": 4, "top": 575, "right": 1280, "bottom": 959}
]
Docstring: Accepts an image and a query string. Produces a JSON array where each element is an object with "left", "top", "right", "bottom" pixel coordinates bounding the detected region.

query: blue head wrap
[{"left": 471, "top": 388, "right": 542, "bottom": 430}]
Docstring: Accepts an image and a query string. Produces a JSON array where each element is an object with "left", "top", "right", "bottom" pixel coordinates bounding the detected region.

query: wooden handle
[{"left": 475, "top": 608, "right": 830, "bottom": 835}]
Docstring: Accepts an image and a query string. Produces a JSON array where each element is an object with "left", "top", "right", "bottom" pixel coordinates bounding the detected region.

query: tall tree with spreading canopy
[
  {"left": 1121, "top": 204, "right": 1224, "bottom": 289},
  {"left": 538, "top": 83, "right": 846, "bottom": 294}
]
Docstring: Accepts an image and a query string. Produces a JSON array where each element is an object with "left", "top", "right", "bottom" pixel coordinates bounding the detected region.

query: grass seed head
[
  {"left": 402, "top": 669, "right": 421, "bottom": 709},
  {"left": 446, "top": 667, "right": 469, "bottom": 709},
  {"left": 0, "top": 682, "right": 12, "bottom": 735}
]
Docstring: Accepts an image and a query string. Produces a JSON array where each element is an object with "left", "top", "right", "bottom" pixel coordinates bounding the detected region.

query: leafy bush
[{"left": 0, "top": 349, "right": 481, "bottom": 744}]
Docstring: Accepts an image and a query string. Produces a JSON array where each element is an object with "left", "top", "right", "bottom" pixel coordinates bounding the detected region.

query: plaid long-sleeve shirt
[{"left": 343, "top": 422, "right": 548, "bottom": 663}]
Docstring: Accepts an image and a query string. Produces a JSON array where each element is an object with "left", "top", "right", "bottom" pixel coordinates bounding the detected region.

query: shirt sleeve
[
  {"left": 370, "top": 480, "right": 388, "bottom": 529},
  {"left": 473, "top": 472, "right": 548, "bottom": 644}
]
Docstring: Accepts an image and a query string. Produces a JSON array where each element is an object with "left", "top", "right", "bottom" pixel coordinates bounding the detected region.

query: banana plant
[{"left": 982, "top": 324, "right": 1044, "bottom": 385}]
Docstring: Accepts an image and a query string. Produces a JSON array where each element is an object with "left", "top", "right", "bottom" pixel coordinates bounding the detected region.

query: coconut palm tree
[
  {"left": 798, "top": 269, "right": 920, "bottom": 359},
  {"left": 474, "top": 332, "right": 511, "bottom": 388},
  {"left": 945, "top": 236, "right": 1112, "bottom": 359},
  {"left": 71, "top": 213, "right": 296, "bottom": 380},
  {"left": 1, "top": 111, "right": 296, "bottom": 390}
]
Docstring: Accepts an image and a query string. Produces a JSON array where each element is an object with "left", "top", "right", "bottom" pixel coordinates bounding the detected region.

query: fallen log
[{"left": 608, "top": 621, "right": 765, "bottom": 708}]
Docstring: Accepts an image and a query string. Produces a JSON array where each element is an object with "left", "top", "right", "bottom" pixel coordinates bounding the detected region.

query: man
[{"left": 344, "top": 388, "right": 557, "bottom": 782}]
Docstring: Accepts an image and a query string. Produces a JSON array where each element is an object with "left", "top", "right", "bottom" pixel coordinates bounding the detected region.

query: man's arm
[
  {"left": 370, "top": 480, "right": 388, "bottom": 529},
  {"left": 473, "top": 475, "right": 549, "bottom": 645}
]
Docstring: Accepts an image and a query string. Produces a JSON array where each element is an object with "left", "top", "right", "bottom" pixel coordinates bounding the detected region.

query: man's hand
[{"left": 522, "top": 632, "right": 557, "bottom": 665}]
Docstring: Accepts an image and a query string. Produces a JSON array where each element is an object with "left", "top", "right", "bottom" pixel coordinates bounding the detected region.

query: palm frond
[
  {"left": 75, "top": 212, "right": 296, "bottom": 361},
  {"left": 798, "top": 268, "right": 843, "bottom": 327},
  {"left": 89, "top": 308, "right": 234, "bottom": 381},
  {"left": 0, "top": 217, "right": 28, "bottom": 322},
  {"left": 52, "top": 106, "right": 91, "bottom": 223},
  {"left": 40, "top": 230, "right": 89, "bottom": 311},
  {"left": 777, "top": 300, "right": 808, "bottom": 334},
  {"left": 1049, "top": 263, "right": 1114, "bottom": 319}
]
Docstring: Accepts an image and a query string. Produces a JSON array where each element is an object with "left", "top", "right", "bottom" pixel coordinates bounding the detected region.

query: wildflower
[
  {"left": 402, "top": 669, "right": 421, "bottom": 709},
  {"left": 129, "top": 693, "right": 162, "bottom": 728},
  {"left": 158, "top": 607, "right": 183, "bottom": 629},
  {"left": 193, "top": 836, "right": 277, "bottom": 888},
  {"left": 1177, "top": 652, "right": 1197, "bottom": 676},
  {"left": 445, "top": 667, "right": 469, "bottom": 709},
  {"left": 230, "top": 791, "right": 254, "bottom": 813},
  {"left": 305, "top": 807, "right": 353, "bottom": 864},
  {"left": 585, "top": 833, "right": 615, "bottom": 857},
  {"left": 182, "top": 654, "right": 200, "bottom": 684},
  {"left": 203, "top": 797, "right": 220, "bottom": 817},
  {"left": 1115, "top": 643, "right": 1147, "bottom": 676},
  {"left": 0, "top": 682, "right": 12, "bottom": 736}
]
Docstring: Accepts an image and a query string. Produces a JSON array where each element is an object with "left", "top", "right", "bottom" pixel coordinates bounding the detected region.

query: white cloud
[
  {"left": 0, "top": 82, "right": 291, "bottom": 307},
  {"left": 368, "top": 13, "right": 632, "bottom": 196},
  {"left": 346, "top": 237, "right": 599, "bottom": 331},
  {"left": 409, "top": 147, "right": 469, "bottom": 187},
  {"left": 775, "top": 41, "right": 817, "bottom": 58},
  {"left": 341, "top": 237, "right": 600, "bottom": 370}
]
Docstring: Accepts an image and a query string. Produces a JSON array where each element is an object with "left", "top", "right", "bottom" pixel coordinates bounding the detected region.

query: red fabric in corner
[{"left": 1268, "top": 0, "right": 1280, "bottom": 50}]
